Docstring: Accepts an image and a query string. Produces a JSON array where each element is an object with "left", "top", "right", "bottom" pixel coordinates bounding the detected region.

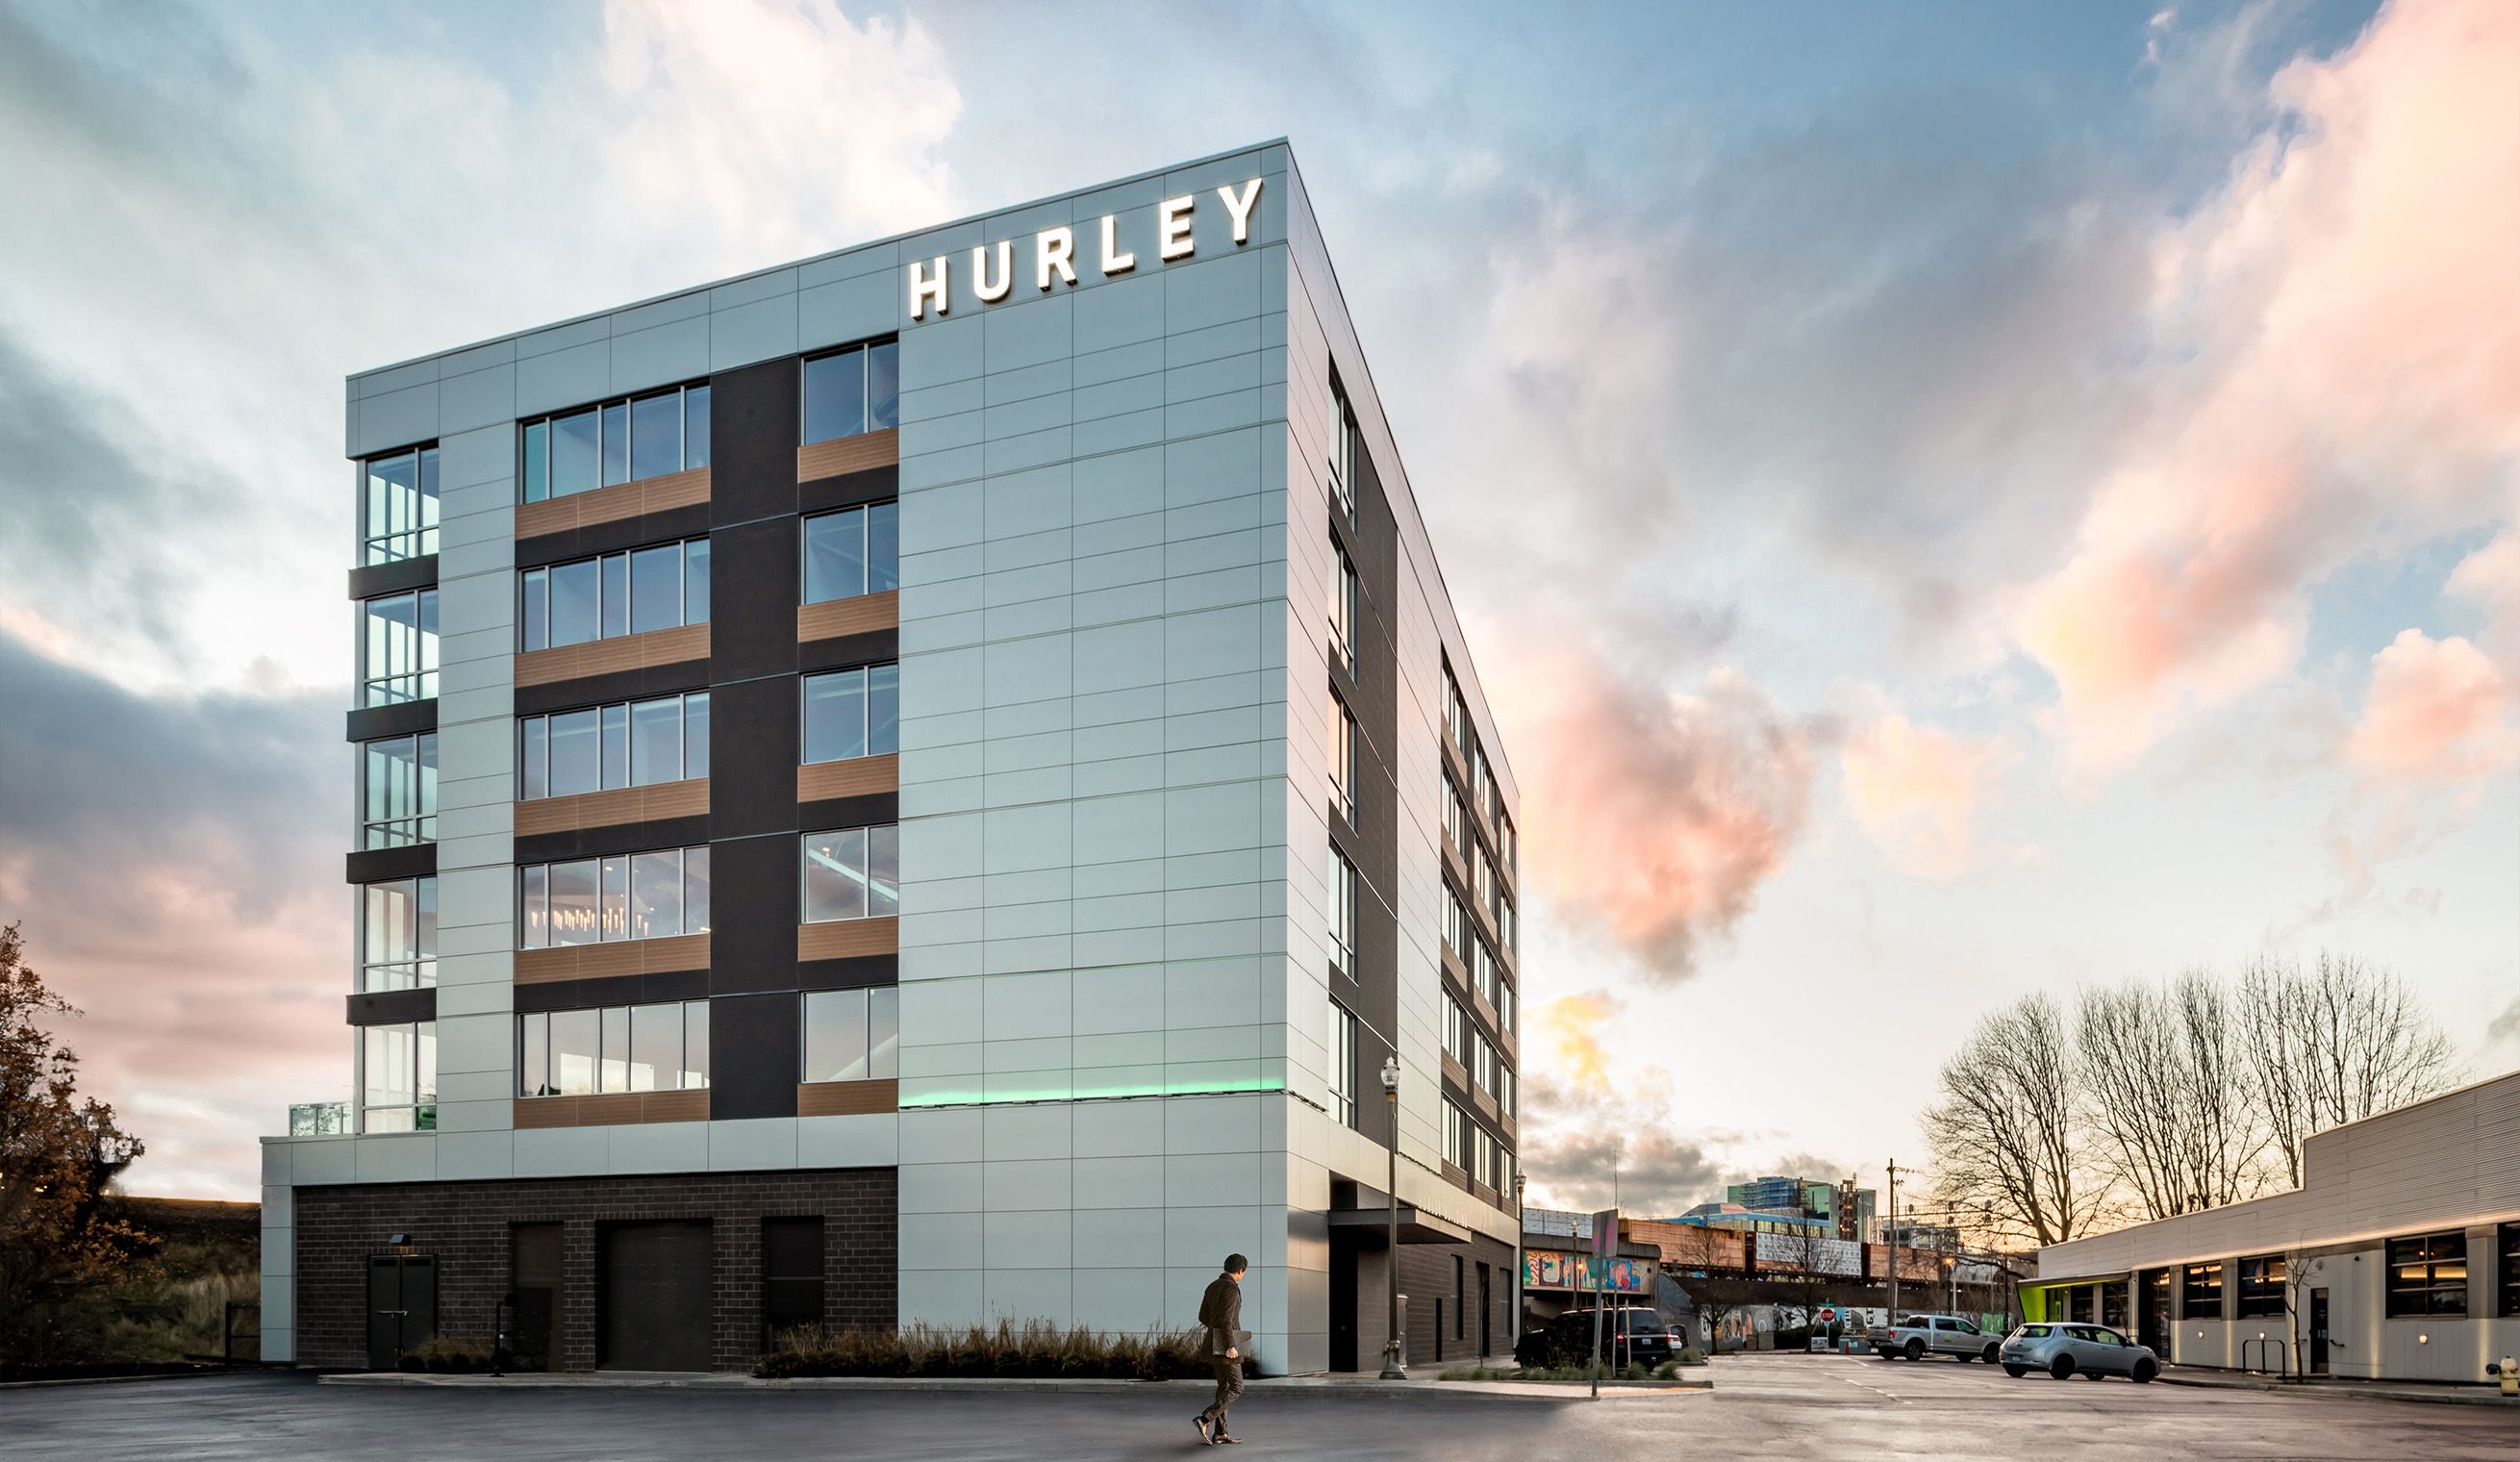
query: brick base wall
[{"left": 293, "top": 1168, "right": 895, "bottom": 1373}]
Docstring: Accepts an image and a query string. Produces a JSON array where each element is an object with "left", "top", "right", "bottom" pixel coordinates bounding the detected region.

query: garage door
[{"left": 600, "top": 1222, "right": 714, "bottom": 1371}]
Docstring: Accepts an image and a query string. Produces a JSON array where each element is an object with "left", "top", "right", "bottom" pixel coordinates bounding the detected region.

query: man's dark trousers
[{"left": 1204, "top": 1353, "right": 1244, "bottom": 1430}]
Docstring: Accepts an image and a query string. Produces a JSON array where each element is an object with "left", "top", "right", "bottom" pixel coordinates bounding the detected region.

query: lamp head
[{"left": 1378, "top": 1054, "right": 1399, "bottom": 1093}]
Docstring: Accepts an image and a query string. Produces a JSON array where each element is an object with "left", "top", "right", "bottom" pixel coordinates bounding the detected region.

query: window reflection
[
  {"left": 520, "top": 845, "right": 711, "bottom": 948},
  {"left": 520, "top": 541, "right": 708, "bottom": 651},
  {"left": 362, "top": 446, "right": 440, "bottom": 565},
  {"left": 800, "top": 825, "right": 899, "bottom": 923},
  {"left": 360, "top": 876, "right": 437, "bottom": 991},
  {"left": 361, "top": 1021, "right": 436, "bottom": 1131},
  {"left": 521, "top": 384, "right": 711, "bottom": 504},
  {"left": 361, "top": 590, "right": 439, "bottom": 706},
  {"left": 800, "top": 986, "right": 898, "bottom": 1082},
  {"left": 801, "top": 340, "right": 900, "bottom": 445},
  {"left": 517, "top": 1000, "right": 709, "bottom": 1096},
  {"left": 801, "top": 502, "right": 900, "bottom": 604},
  {"left": 360, "top": 732, "right": 438, "bottom": 848},
  {"left": 520, "top": 693, "right": 707, "bottom": 799},
  {"left": 801, "top": 665, "right": 899, "bottom": 764}
]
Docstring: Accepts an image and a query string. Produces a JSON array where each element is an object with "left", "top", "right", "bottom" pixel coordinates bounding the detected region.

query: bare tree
[
  {"left": 1922, "top": 995, "right": 2104, "bottom": 1247},
  {"left": 2237, "top": 952, "right": 2458, "bottom": 1188},
  {"left": 2074, "top": 972, "right": 2264, "bottom": 1221}
]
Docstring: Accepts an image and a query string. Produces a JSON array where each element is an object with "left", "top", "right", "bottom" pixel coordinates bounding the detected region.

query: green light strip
[{"left": 899, "top": 1078, "right": 1287, "bottom": 1108}]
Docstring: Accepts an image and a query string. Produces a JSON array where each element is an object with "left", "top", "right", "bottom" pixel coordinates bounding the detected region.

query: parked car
[
  {"left": 1999, "top": 1322, "right": 2159, "bottom": 1382},
  {"left": 1869, "top": 1313, "right": 1999, "bottom": 1363},
  {"left": 1541, "top": 1306, "right": 1677, "bottom": 1367}
]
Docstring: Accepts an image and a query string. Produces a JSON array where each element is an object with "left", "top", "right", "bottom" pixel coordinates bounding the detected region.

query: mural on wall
[{"left": 1522, "top": 1249, "right": 1652, "bottom": 1293}]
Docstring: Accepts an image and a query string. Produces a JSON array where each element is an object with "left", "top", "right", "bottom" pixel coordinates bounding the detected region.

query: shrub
[
  {"left": 396, "top": 1335, "right": 494, "bottom": 1374},
  {"left": 756, "top": 1322, "right": 1208, "bottom": 1380}
]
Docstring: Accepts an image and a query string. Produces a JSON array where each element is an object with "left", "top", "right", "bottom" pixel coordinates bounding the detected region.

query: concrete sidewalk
[
  {"left": 2159, "top": 1367, "right": 2520, "bottom": 1409},
  {"left": 319, "top": 1370, "right": 1711, "bottom": 1399}
]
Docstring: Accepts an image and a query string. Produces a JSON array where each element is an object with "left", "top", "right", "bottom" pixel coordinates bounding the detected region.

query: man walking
[{"left": 1195, "top": 1253, "right": 1249, "bottom": 1446}]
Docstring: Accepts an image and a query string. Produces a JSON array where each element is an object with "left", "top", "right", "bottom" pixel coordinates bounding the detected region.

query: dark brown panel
[
  {"left": 795, "top": 754, "right": 897, "bottom": 805},
  {"left": 517, "top": 624, "right": 711, "bottom": 688},
  {"left": 516, "top": 467, "right": 710, "bottom": 540},
  {"left": 513, "top": 660, "right": 710, "bottom": 717},
  {"left": 794, "top": 428, "right": 898, "bottom": 484},
  {"left": 348, "top": 554, "right": 439, "bottom": 601},
  {"left": 514, "top": 968, "right": 711, "bottom": 1013},
  {"left": 346, "top": 844, "right": 437, "bottom": 884},
  {"left": 346, "top": 701, "right": 437, "bottom": 743},
  {"left": 796, "top": 591, "right": 899, "bottom": 643},
  {"left": 515, "top": 933, "right": 712, "bottom": 985},
  {"left": 798, "top": 465, "right": 899, "bottom": 515},
  {"left": 513, "top": 816, "right": 711, "bottom": 868},
  {"left": 512, "top": 1089, "right": 709, "bottom": 1128},
  {"left": 515, "top": 501, "right": 713, "bottom": 571},
  {"left": 708, "top": 992, "right": 798, "bottom": 1120},
  {"left": 514, "top": 779, "right": 710, "bottom": 838},
  {"left": 795, "top": 918, "right": 897, "bottom": 962},
  {"left": 796, "top": 1079, "right": 897, "bottom": 1117},
  {"left": 711, "top": 358, "right": 800, "bottom": 529},
  {"left": 346, "top": 988, "right": 437, "bottom": 1026},
  {"left": 710, "top": 516, "right": 799, "bottom": 685}
]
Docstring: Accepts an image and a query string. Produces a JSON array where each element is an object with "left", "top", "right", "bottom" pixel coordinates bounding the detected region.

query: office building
[{"left": 262, "top": 140, "right": 1525, "bottom": 1374}]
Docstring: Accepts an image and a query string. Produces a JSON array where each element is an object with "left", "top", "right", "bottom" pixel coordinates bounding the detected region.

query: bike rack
[{"left": 2240, "top": 1336, "right": 2288, "bottom": 1375}]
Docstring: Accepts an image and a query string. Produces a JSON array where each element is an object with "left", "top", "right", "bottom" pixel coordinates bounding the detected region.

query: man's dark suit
[{"left": 1197, "top": 1272, "right": 1246, "bottom": 1434}]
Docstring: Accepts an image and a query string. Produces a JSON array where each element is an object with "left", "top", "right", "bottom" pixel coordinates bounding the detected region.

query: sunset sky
[{"left": 0, "top": 0, "right": 2512, "bottom": 1209}]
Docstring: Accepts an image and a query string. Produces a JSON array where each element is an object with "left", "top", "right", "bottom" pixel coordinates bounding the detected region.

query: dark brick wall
[{"left": 293, "top": 1168, "right": 895, "bottom": 1373}]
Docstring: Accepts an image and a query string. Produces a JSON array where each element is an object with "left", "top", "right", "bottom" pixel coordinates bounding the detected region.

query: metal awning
[
  {"left": 1327, "top": 1205, "right": 1475, "bottom": 1245},
  {"left": 2025, "top": 1271, "right": 2129, "bottom": 1288}
]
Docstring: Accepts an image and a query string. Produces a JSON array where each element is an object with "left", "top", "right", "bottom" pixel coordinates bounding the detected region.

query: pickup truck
[{"left": 1869, "top": 1313, "right": 1999, "bottom": 1363}]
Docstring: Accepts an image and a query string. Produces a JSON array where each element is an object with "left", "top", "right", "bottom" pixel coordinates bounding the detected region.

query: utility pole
[{"left": 1886, "top": 1160, "right": 1899, "bottom": 1320}]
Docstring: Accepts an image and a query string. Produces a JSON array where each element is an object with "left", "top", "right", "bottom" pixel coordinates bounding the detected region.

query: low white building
[{"left": 2029, "top": 1069, "right": 2519, "bottom": 1384}]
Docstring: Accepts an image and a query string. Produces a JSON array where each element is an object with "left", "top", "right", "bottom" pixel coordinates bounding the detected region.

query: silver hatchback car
[{"left": 1999, "top": 1322, "right": 2160, "bottom": 1382}]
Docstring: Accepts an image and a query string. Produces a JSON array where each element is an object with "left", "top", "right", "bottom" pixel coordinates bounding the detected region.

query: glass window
[
  {"left": 1328, "top": 375, "right": 1358, "bottom": 525},
  {"left": 685, "top": 385, "right": 711, "bottom": 467},
  {"left": 518, "top": 1000, "right": 707, "bottom": 1096},
  {"left": 518, "top": 541, "right": 707, "bottom": 651},
  {"left": 1328, "top": 1002, "right": 1357, "bottom": 1128},
  {"left": 2180, "top": 1261, "right": 2224, "bottom": 1320},
  {"left": 1327, "top": 690, "right": 1355, "bottom": 828},
  {"left": 801, "top": 502, "right": 901, "bottom": 604},
  {"left": 1444, "top": 995, "right": 1471, "bottom": 1066},
  {"left": 1327, "top": 847, "right": 1355, "bottom": 979},
  {"left": 800, "top": 825, "right": 899, "bottom": 922},
  {"left": 802, "top": 665, "right": 900, "bottom": 763},
  {"left": 548, "top": 1008, "right": 598, "bottom": 1096},
  {"left": 629, "top": 391, "right": 681, "bottom": 483},
  {"left": 1328, "top": 544, "right": 1356, "bottom": 678},
  {"left": 801, "top": 986, "right": 899, "bottom": 1082},
  {"left": 519, "top": 846, "right": 710, "bottom": 947},
  {"left": 1442, "top": 1099, "right": 1466, "bottom": 1171},
  {"left": 802, "top": 340, "right": 900, "bottom": 445},
  {"left": 1499, "top": 813, "right": 1516, "bottom": 873},
  {"left": 360, "top": 876, "right": 437, "bottom": 992},
  {"left": 629, "top": 694, "right": 685, "bottom": 787},
  {"left": 600, "top": 401, "right": 629, "bottom": 488},
  {"left": 360, "top": 1021, "right": 436, "bottom": 1132},
  {"left": 550, "top": 407, "right": 599, "bottom": 498},
  {"left": 361, "top": 589, "right": 439, "bottom": 706},
  {"left": 2235, "top": 1254, "right": 2285, "bottom": 1318},
  {"left": 522, "top": 420, "right": 549, "bottom": 505},
  {"left": 2386, "top": 1231, "right": 2467, "bottom": 1317},
  {"left": 360, "top": 732, "right": 438, "bottom": 848},
  {"left": 361, "top": 446, "right": 440, "bottom": 565}
]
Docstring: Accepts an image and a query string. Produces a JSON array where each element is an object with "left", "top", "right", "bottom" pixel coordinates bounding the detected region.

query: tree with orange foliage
[{"left": 0, "top": 922, "right": 150, "bottom": 1364}]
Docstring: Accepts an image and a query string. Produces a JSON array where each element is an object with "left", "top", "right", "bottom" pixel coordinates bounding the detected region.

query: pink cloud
[
  {"left": 1840, "top": 715, "right": 2014, "bottom": 879},
  {"left": 2017, "top": 0, "right": 2520, "bottom": 772},
  {"left": 2347, "top": 629, "right": 2514, "bottom": 783},
  {"left": 1487, "top": 638, "right": 1822, "bottom": 983}
]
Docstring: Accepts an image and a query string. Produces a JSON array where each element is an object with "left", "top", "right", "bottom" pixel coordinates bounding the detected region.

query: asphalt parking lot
[{"left": 7, "top": 1354, "right": 2515, "bottom": 1460}]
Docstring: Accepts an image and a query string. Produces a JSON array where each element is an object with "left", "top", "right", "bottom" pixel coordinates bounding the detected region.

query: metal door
[
  {"left": 2308, "top": 1289, "right": 2329, "bottom": 1374},
  {"left": 599, "top": 1221, "right": 714, "bottom": 1372},
  {"left": 365, "top": 1255, "right": 437, "bottom": 1371},
  {"left": 2138, "top": 1269, "right": 2171, "bottom": 1353},
  {"left": 1478, "top": 1265, "right": 1493, "bottom": 1358},
  {"left": 510, "top": 1223, "right": 565, "bottom": 1371}
]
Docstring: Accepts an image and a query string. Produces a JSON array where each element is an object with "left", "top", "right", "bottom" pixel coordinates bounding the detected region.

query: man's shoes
[
  {"left": 1213, "top": 1433, "right": 1243, "bottom": 1445},
  {"left": 1196, "top": 1414, "right": 1214, "bottom": 1446}
]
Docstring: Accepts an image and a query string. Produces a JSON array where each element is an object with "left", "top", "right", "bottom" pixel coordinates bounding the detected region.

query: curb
[
  {"left": 0, "top": 1369, "right": 246, "bottom": 1391},
  {"left": 2156, "top": 1373, "right": 2520, "bottom": 1409},
  {"left": 317, "top": 1372, "right": 1711, "bottom": 1400}
]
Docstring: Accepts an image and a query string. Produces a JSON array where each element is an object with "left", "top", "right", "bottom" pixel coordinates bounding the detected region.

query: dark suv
[{"left": 1542, "top": 1306, "right": 1676, "bottom": 1367}]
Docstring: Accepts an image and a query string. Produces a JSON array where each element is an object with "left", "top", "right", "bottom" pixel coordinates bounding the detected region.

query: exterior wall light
[{"left": 2418, "top": 1333, "right": 2430, "bottom": 1345}]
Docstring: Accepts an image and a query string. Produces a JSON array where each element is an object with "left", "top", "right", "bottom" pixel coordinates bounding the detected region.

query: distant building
[
  {"left": 1871, "top": 1216, "right": 1961, "bottom": 1251},
  {"left": 1664, "top": 1201, "right": 1834, "bottom": 1238},
  {"left": 1723, "top": 1175, "right": 1877, "bottom": 1238}
]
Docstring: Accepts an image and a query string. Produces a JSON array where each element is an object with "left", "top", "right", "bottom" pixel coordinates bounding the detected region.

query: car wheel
[
  {"left": 2003, "top": 1364, "right": 2028, "bottom": 1378},
  {"left": 1904, "top": 1339, "right": 1926, "bottom": 1362},
  {"left": 1981, "top": 1344, "right": 2000, "bottom": 1364},
  {"left": 2050, "top": 1354, "right": 2076, "bottom": 1380},
  {"left": 2130, "top": 1359, "right": 2156, "bottom": 1384}
]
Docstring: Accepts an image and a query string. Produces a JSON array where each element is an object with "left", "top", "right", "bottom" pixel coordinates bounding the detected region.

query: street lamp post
[
  {"left": 1379, "top": 1055, "right": 1407, "bottom": 1379},
  {"left": 1512, "top": 1170, "right": 1527, "bottom": 1356}
]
